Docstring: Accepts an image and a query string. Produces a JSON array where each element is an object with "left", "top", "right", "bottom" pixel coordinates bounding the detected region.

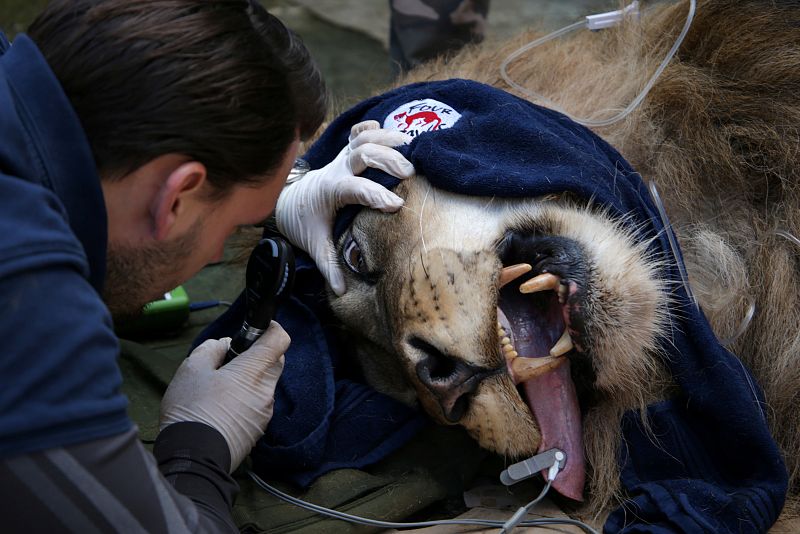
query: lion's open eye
[{"left": 343, "top": 233, "right": 369, "bottom": 276}]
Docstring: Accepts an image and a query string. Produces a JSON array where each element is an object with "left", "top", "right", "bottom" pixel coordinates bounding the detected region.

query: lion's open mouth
[{"left": 495, "top": 234, "right": 588, "bottom": 501}]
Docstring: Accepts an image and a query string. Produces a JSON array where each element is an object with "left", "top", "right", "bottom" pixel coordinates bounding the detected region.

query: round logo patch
[{"left": 383, "top": 98, "right": 461, "bottom": 137}]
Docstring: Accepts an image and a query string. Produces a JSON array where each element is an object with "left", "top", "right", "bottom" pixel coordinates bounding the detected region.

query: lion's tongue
[{"left": 522, "top": 359, "right": 585, "bottom": 501}]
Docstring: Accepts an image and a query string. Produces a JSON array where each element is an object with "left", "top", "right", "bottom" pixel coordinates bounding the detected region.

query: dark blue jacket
[
  {"left": 0, "top": 34, "right": 242, "bottom": 533},
  {"left": 0, "top": 33, "right": 131, "bottom": 456}
]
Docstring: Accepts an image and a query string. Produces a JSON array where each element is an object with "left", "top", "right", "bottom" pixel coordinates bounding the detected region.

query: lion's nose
[{"left": 411, "top": 337, "right": 499, "bottom": 423}]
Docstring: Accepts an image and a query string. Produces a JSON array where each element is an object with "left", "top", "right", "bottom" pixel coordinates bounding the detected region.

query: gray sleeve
[{"left": 0, "top": 424, "right": 239, "bottom": 534}]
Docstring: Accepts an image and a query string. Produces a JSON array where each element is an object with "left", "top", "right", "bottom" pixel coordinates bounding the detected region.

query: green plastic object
[{"left": 115, "top": 286, "right": 190, "bottom": 338}]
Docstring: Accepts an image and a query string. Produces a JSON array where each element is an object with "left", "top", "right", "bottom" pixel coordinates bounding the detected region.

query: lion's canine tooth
[
  {"left": 511, "top": 355, "right": 565, "bottom": 382},
  {"left": 499, "top": 263, "right": 532, "bottom": 288},
  {"left": 520, "top": 273, "right": 559, "bottom": 294},
  {"left": 550, "top": 329, "right": 573, "bottom": 356}
]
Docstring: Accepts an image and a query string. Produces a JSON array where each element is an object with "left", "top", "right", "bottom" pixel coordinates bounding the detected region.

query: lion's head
[
  {"left": 308, "top": 1, "right": 800, "bottom": 525},
  {"left": 329, "top": 176, "right": 672, "bottom": 500}
]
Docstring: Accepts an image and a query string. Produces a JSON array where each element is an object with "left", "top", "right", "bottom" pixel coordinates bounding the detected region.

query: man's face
[{"left": 104, "top": 141, "right": 299, "bottom": 318}]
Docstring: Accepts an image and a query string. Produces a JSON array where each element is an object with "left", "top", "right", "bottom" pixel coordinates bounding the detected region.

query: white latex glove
[
  {"left": 159, "top": 322, "right": 289, "bottom": 472},
  {"left": 276, "top": 120, "right": 415, "bottom": 295}
]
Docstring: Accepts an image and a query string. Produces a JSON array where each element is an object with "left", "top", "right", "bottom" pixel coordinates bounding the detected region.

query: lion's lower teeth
[
  {"left": 498, "top": 317, "right": 573, "bottom": 361},
  {"left": 500, "top": 331, "right": 518, "bottom": 359},
  {"left": 499, "top": 330, "right": 574, "bottom": 358}
]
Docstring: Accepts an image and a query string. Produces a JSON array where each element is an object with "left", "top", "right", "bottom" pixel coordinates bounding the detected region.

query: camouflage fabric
[{"left": 389, "top": 0, "right": 490, "bottom": 73}]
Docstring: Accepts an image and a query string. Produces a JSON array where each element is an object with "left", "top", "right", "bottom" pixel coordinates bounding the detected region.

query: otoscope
[{"left": 225, "top": 237, "right": 295, "bottom": 363}]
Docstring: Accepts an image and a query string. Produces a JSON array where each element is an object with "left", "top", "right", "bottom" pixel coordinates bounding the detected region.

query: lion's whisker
[{"left": 419, "top": 184, "right": 432, "bottom": 258}]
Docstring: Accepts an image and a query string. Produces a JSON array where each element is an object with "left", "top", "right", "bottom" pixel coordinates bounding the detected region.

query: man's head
[{"left": 28, "top": 0, "right": 326, "bottom": 316}]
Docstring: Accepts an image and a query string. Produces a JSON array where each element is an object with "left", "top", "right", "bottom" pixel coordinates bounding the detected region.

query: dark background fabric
[{"left": 297, "top": 78, "right": 788, "bottom": 533}]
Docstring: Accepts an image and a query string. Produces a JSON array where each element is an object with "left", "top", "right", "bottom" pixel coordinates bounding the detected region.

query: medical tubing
[
  {"left": 247, "top": 470, "right": 599, "bottom": 533},
  {"left": 718, "top": 300, "right": 755, "bottom": 347},
  {"left": 775, "top": 229, "right": 800, "bottom": 250},
  {"left": 648, "top": 180, "right": 697, "bottom": 309},
  {"left": 498, "top": 479, "right": 551, "bottom": 533},
  {"left": 500, "top": 0, "right": 697, "bottom": 128},
  {"left": 720, "top": 228, "right": 800, "bottom": 346},
  {"left": 650, "top": 180, "right": 764, "bottom": 423},
  {"left": 719, "top": 226, "right": 800, "bottom": 415},
  {"left": 500, "top": 20, "right": 585, "bottom": 77}
]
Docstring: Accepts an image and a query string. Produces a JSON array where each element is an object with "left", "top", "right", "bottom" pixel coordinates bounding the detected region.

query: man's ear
[{"left": 151, "top": 161, "right": 208, "bottom": 241}]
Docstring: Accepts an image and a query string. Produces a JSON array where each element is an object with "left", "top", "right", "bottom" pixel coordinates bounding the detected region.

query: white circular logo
[{"left": 383, "top": 98, "right": 461, "bottom": 137}]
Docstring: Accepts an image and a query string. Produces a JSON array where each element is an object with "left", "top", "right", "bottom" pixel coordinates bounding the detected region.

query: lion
[{"left": 310, "top": 0, "right": 800, "bottom": 530}]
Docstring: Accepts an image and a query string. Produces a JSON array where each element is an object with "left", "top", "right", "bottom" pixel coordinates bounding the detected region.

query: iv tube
[{"left": 500, "top": 0, "right": 697, "bottom": 128}]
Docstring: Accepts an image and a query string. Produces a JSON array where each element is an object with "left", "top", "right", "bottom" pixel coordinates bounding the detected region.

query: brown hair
[{"left": 28, "top": 0, "right": 327, "bottom": 193}]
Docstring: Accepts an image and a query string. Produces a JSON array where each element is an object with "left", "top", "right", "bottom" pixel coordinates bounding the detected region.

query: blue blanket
[{"left": 198, "top": 79, "right": 787, "bottom": 532}]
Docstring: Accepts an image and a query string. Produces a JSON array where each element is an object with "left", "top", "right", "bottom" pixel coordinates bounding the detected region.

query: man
[{"left": 0, "top": 0, "right": 413, "bottom": 531}]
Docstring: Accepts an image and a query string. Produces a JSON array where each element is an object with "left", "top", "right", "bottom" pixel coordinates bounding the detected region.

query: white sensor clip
[{"left": 500, "top": 448, "right": 566, "bottom": 486}]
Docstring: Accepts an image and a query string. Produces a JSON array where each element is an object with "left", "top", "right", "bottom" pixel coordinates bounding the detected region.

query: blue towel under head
[{"left": 197, "top": 79, "right": 787, "bottom": 533}]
